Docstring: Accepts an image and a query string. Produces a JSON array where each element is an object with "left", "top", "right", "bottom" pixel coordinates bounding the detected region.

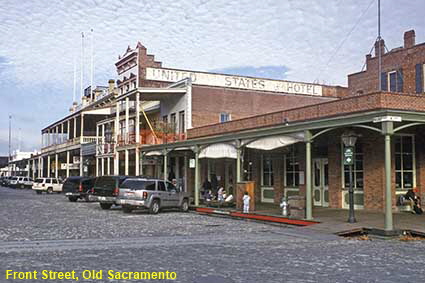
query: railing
[
  {"left": 41, "top": 136, "right": 99, "bottom": 153},
  {"left": 81, "top": 136, "right": 98, "bottom": 144},
  {"left": 96, "top": 143, "right": 115, "bottom": 156},
  {"left": 116, "top": 130, "right": 186, "bottom": 147}
]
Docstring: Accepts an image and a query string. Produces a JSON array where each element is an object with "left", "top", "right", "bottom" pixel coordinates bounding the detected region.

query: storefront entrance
[{"left": 313, "top": 158, "right": 329, "bottom": 207}]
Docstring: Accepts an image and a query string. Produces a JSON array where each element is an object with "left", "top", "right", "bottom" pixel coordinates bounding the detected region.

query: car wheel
[
  {"left": 68, "top": 196, "right": 78, "bottom": 202},
  {"left": 47, "top": 187, "right": 53, "bottom": 194},
  {"left": 100, "top": 203, "right": 112, "bottom": 210},
  {"left": 181, "top": 199, "right": 189, "bottom": 212},
  {"left": 122, "top": 206, "right": 133, "bottom": 213},
  {"left": 36, "top": 190, "right": 42, "bottom": 195},
  {"left": 149, "top": 200, "right": 160, "bottom": 214}
]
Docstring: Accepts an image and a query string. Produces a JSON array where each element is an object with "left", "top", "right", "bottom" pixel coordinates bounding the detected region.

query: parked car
[
  {"left": 32, "top": 178, "right": 63, "bottom": 194},
  {"left": 13, "top": 177, "right": 33, "bottom": 189},
  {"left": 1, "top": 176, "right": 11, "bottom": 186},
  {"left": 63, "top": 176, "right": 95, "bottom": 202},
  {"left": 8, "top": 177, "right": 19, "bottom": 188},
  {"left": 91, "top": 176, "right": 130, "bottom": 209},
  {"left": 0, "top": 176, "right": 6, "bottom": 186},
  {"left": 117, "top": 177, "right": 190, "bottom": 214}
]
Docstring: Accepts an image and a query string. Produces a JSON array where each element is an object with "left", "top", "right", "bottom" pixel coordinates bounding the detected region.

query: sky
[{"left": 0, "top": 0, "right": 424, "bottom": 155}]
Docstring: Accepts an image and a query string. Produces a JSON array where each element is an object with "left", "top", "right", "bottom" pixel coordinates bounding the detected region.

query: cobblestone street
[{"left": 1, "top": 187, "right": 425, "bottom": 283}]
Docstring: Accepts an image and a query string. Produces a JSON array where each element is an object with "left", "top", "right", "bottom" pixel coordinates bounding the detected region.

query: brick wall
[
  {"left": 327, "top": 132, "right": 342, "bottom": 208},
  {"left": 190, "top": 85, "right": 337, "bottom": 128}
]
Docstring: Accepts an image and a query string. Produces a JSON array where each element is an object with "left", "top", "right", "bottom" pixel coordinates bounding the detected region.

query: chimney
[
  {"left": 108, "top": 79, "right": 115, "bottom": 94},
  {"left": 374, "top": 39, "right": 385, "bottom": 57},
  {"left": 404, "top": 29, "right": 415, "bottom": 48}
]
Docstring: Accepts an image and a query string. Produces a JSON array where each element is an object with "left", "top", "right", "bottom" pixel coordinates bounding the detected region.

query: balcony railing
[
  {"left": 116, "top": 130, "right": 186, "bottom": 147},
  {"left": 41, "top": 136, "right": 100, "bottom": 153},
  {"left": 97, "top": 143, "right": 115, "bottom": 156}
]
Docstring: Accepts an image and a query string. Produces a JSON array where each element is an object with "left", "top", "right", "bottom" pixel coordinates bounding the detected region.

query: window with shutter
[
  {"left": 389, "top": 71, "right": 397, "bottom": 92},
  {"left": 381, "top": 72, "right": 387, "bottom": 91},
  {"left": 396, "top": 69, "right": 403, "bottom": 92},
  {"left": 416, "top": 63, "right": 423, "bottom": 93}
]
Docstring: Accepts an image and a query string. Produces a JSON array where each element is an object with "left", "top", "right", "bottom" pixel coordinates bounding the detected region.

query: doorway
[{"left": 313, "top": 158, "right": 329, "bottom": 207}]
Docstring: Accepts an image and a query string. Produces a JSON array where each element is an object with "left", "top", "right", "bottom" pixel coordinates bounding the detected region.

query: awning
[
  {"left": 199, "top": 143, "right": 237, "bottom": 159},
  {"left": 144, "top": 150, "right": 163, "bottom": 156},
  {"left": 244, "top": 132, "right": 304, "bottom": 151}
]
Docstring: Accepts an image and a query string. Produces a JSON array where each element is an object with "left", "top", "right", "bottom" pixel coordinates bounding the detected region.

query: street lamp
[{"left": 341, "top": 130, "right": 358, "bottom": 223}]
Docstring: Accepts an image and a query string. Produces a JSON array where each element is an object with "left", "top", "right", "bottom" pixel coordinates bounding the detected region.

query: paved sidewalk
[{"left": 198, "top": 203, "right": 425, "bottom": 234}]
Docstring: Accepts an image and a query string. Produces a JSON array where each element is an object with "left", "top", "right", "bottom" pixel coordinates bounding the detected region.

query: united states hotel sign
[{"left": 145, "top": 67, "right": 323, "bottom": 96}]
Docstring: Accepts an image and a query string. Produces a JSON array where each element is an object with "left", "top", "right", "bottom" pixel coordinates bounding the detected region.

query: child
[
  {"left": 243, "top": 192, "right": 251, "bottom": 213},
  {"left": 217, "top": 187, "right": 225, "bottom": 202}
]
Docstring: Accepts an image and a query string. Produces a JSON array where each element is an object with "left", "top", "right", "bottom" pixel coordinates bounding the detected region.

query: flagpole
[
  {"left": 90, "top": 28, "right": 94, "bottom": 100},
  {"left": 80, "top": 32, "right": 84, "bottom": 101}
]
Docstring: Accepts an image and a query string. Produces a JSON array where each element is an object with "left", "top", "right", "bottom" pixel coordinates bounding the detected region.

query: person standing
[{"left": 243, "top": 192, "right": 250, "bottom": 213}]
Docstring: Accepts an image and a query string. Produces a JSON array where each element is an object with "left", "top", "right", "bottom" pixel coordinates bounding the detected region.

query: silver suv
[{"left": 117, "top": 178, "right": 190, "bottom": 214}]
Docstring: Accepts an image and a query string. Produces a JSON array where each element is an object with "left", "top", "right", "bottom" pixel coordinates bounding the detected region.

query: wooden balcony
[
  {"left": 41, "top": 136, "right": 100, "bottom": 154},
  {"left": 117, "top": 130, "right": 186, "bottom": 147}
]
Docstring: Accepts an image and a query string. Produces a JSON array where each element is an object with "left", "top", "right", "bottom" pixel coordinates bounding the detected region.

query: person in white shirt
[
  {"left": 217, "top": 187, "right": 225, "bottom": 202},
  {"left": 243, "top": 192, "right": 251, "bottom": 213}
]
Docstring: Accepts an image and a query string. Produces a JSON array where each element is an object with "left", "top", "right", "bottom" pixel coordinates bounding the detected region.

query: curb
[{"left": 195, "top": 207, "right": 320, "bottom": 226}]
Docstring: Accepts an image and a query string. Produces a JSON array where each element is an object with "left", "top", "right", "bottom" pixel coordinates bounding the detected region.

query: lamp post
[{"left": 342, "top": 131, "right": 358, "bottom": 223}]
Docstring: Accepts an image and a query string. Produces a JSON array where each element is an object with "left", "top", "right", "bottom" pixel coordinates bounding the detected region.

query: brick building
[
  {"left": 348, "top": 30, "right": 425, "bottom": 95},
  {"left": 29, "top": 29, "right": 425, "bottom": 233},
  {"left": 137, "top": 29, "right": 425, "bottom": 232},
  {"left": 95, "top": 43, "right": 346, "bottom": 181}
]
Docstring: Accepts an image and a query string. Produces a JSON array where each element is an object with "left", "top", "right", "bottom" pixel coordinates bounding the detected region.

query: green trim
[{"left": 394, "top": 122, "right": 425, "bottom": 133}]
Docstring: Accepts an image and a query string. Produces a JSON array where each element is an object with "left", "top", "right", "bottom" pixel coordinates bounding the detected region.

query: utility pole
[
  {"left": 8, "top": 115, "right": 11, "bottom": 162},
  {"left": 377, "top": 0, "right": 382, "bottom": 91},
  {"left": 8, "top": 115, "right": 12, "bottom": 176}
]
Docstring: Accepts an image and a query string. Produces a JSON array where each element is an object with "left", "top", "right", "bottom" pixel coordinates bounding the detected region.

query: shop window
[
  {"left": 395, "top": 135, "right": 415, "bottom": 190},
  {"left": 243, "top": 150, "right": 253, "bottom": 181},
  {"left": 285, "top": 145, "right": 299, "bottom": 187},
  {"left": 261, "top": 155, "right": 273, "bottom": 187},
  {"left": 343, "top": 142, "right": 363, "bottom": 190},
  {"left": 220, "top": 112, "right": 231, "bottom": 123}
]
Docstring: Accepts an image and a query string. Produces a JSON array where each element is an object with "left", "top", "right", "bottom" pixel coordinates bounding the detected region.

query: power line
[{"left": 315, "top": 0, "right": 376, "bottom": 82}]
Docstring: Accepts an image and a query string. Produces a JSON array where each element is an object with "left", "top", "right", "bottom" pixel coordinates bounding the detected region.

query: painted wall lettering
[{"left": 145, "top": 67, "right": 322, "bottom": 96}]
